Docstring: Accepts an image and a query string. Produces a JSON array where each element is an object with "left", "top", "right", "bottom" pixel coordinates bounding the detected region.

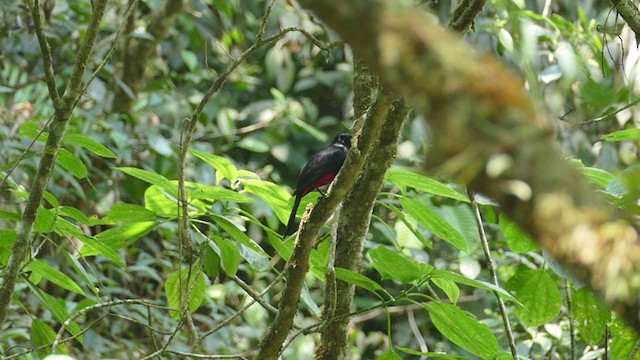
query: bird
[{"left": 284, "top": 133, "right": 352, "bottom": 236}]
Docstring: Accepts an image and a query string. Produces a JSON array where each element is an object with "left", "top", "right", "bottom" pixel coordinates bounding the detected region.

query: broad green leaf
[
  {"left": 215, "top": 237, "right": 241, "bottom": 276},
  {"left": 0, "top": 230, "right": 17, "bottom": 266},
  {"left": 19, "top": 122, "right": 48, "bottom": 142},
  {"left": 56, "top": 219, "right": 125, "bottom": 267},
  {"left": 211, "top": 215, "right": 268, "bottom": 256},
  {"left": 426, "top": 302, "right": 499, "bottom": 359},
  {"left": 401, "top": 198, "right": 468, "bottom": 252},
  {"left": 369, "top": 246, "right": 421, "bottom": 283},
  {"left": 190, "top": 149, "right": 238, "bottom": 184},
  {"left": 436, "top": 204, "right": 480, "bottom": 252},
  {"left": 202, "top": 242, "right": 220, "bottom": 280},
  {"left": 579, "top": 167, "right": 614, "bottom": 189},
  {"left": 117, "top": 167, "right": 177, "bottom": 196},
  {"left": 103, "top": 203, "right": 157, "bottom": 224},
  {"left": 63, "top": 133, "right": 117, "bottom": 158},
  {"left": 164, "top": 268, "right": 206, "bottom": 320},
  {"left": 611, "top": 318, "right": 640, "bottom": 360},
  {"left": 377, "top": 350, "right": 403, "bottom": 360},
  {"left": 573, "top": 287, "right": 610, "bottom": 345},
  {"left": 27, "top": 259, "right": 86, "bottom": 296},
  {"left": 32, "top": 319, "right": 68, "bottom": 357},
  {"left": 144, "top": 185, "right": 178, "bottom": 217},
  {"left": 26, "top": 282, "right": 82, "bottom": 341},
  {"left": 335, "top": 267, "right": 384, "bottom": 292},
  {"left": 309, "top": 238, "right": 330, "bottom": 280},
  {"left": 430, "top": 270, "right": 518, "bottom": 303},
  {"left": 432, "top": 278, "right": 460, "bottom": 303},
  {"left": 62, "top": 250, "right": 100, "bottom": 296},
  {"left": 499, "top": 214, "right": 540, "bottom": 253},
  {"left": 242, "top": 179, "right": 291, "bottom": 222},
  {"left": 387, "top": 168, "right": 468, "bottom": 202},
  {"left": 81, "top": 221, "right": 158, "bottom": 255},
  {"left": 190, "top": 185, "right": 254, "bottom": 203},
  {"left": 58, "top": 148, "right": 88, "bottom": 178},
  {"left": 506, "top": 268, "right": 561, "bottom": 327},
  {"left": 34, "top": 207, "right": 56, "bottom": 233},
  {"left": 59, "top": 206, "right": 92, "bottom": 225},
  {"left": 601, "top": 128, "right": 640, "bottom": 142}
]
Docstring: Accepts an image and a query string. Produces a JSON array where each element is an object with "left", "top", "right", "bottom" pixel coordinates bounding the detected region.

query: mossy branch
[{"left": 299, "top": 0, "right": 640, "bottom": 331}]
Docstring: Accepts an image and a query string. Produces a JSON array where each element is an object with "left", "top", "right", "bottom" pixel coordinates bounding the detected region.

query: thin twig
[
  {"left": 163, "top": 349, "right": 252, "bottom": 359},
  {"left": 565, "top": 279, "right": 576, "bottom": 360},
  {"left": 231, "top": 275, "right": 278, "bottom": 314},
  {"left": 407, "top": 309, "right": 428, "bottom": 358},
  {"left": 468, "top": 189, "right": 518, "bottom": 359},
  {"left": 52, "top": 299, "right": 173, "bottom": 352}
]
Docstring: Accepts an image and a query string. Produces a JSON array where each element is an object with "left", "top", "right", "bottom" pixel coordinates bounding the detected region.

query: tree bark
[
  {"left": 112, "top": 0, "right": 185, "bottom": 114},
  {"left": 299, "top": 0, "right": 640, "bottom": 332}
]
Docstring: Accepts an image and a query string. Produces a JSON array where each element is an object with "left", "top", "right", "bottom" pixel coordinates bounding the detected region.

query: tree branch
[
  {"left": 299, "top": 0, "right": 640, "bottom": 331},
  {"left": 448, "top": 0, "right": 487, "bottom": 32},
  {"left": 256, "top": 87, "right": 394, "bottom": 360},
  {"left": 0, "top": 0, "right": 109, "bottom": 335},
  {"left": 612, "top": 0, "right": 640, "bottom": 43}
]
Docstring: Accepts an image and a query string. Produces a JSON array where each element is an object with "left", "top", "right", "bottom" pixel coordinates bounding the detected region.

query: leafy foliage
[{"left": 0, "top": 0, "right": 638, "bottom": 359}]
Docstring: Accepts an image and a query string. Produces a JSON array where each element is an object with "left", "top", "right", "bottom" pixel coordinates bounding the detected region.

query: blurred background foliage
[{"left": 0, "top": 0, "right": 639, "bottom": 358}]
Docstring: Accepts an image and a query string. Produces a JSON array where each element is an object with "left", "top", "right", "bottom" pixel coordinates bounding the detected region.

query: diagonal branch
[
  {"left": 448, "top": 0, "right": 487, "bottom": 32},
  {"left": 256, "top": 88, "right": 394, "bottom": 360},
  {"left": 0, "top": 0, "right": 110, "bottom": 335},
  {"left": 612, "top": 0, "right": 640, "bottom": 43},
  {"left": 299, "top": 0, "right": 640, "bottom": 332}
]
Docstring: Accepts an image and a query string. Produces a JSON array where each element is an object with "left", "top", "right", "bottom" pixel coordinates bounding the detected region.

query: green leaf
[
  {"left": 426, "top": 302, "right": 499, "bottom": 359},
  {"left": 190, "top": 185, "right": 254, "bottom": 203},
  {"left": 190, "top": 149, "right": 238, "bottom": 184},
  {"left": 164, "top": 268, "right": 206, "bottom": 320},
  {"left": 63, "top": 133, "right": 117, "bottom": 158},
  {"left": 387, "top": 168, "right": 468, "bottom": 202},
  {"left": 377, "top": 350, "right": 403, "bottom": 360},
  {"left": 144, "top": 185, "right": 178, "bottom": 217},
  {"left": 58, "top": 148, "right": 88, "bottom": 178},
  {"left": 211, "top": 215, "right": 268, "bottom": 256},
  {"left": 202, "top": 242, "right": 220, "bottom": 280},
  {"left": 26, "top": 282, "right": 82, "bottom": 341},
  {"left": 34, "top": 207, "right": 56, "bottom": 233},
  {"left": 180, "top": 50, "right": 198, "bottom": 72},
  {"left": 430, "top": 270, "right": 518, "bottom": 303},
  {"left": 601, "top": 128, "right": 640, "bottom": 142},
  {"left": 499, "top": 214, "right": 540, "bottom": 253},
  {"left": 369, "top": 246, "right": 422, "bottom": 283},
  {"left": 103, "top": 203, "right": 157, "bottom": 224},
  {"left": 32, "top": 319, "right": 68, "bottom": 357},
  {"left": 335, "top": 267, "right": 384, "bottom": 292},
  {"left": 56, "top": 219, "right": 125, "bottom": 267},
  {"left": 27, "top": 259, "right": 86, "bottom": 296},
  {"left": 82, "top": 221, "right": 158, "bottom": 255},
  {"left": 215, "top": 236, "right": 241, "bottom": 276},
  {"left": 611, "top": 318, "right": 640, "bottom": 360},
  {"left": 432, "top": 278, "right": 460, "bottom": 303},
  {"left": 506, "top": 268, "right": 561, "bottom": 327},
  {"left": 19, "top": 122, "right": 48, "bottom": 142},
  {"left": 400, "top": 198, "right": 468, "bottom": 252},
  {"left": 242, "top": 179, "right": 291, "bottom": 223},
  {"left": 59, "top": 206, "right": 92, "bottom": 225},
  {"left": 116, "top": 167, "right": 177, "bottom": 196},
  {"left": 573, "top": 287, "right": 610, "bottom": 345},
  {"left": 62, "top": 250, "right": 100, "bottom": 296},
  {"left": 579, "top": 167, "right": 614, "bottom": 189},
  {"left": 0, "top": 230, "right": 17, "bottom": 266}
]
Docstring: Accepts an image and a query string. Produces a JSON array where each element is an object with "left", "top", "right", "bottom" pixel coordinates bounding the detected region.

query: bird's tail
[{"left": 284, "top": 195, "right": 302, "bottom": 236}]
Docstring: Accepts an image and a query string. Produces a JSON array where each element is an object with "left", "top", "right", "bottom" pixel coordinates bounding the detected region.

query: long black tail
[{"left": 284, "top": 194, "right": 302, "bottom": 236}]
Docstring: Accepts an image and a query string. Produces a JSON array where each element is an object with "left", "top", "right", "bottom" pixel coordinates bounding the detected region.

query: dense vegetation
[{"left": 1, "top": 0, "right": 639, "bottom": 359}]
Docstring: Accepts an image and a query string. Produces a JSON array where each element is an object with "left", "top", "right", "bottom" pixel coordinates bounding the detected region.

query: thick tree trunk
[{"left": 299, "top": 0, "right": 640, "bottom": 331}]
